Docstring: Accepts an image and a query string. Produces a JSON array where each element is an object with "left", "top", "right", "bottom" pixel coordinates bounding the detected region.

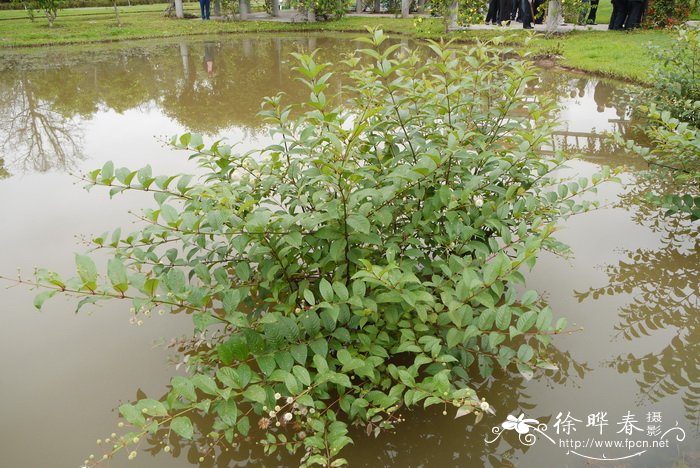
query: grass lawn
[{"left": 0, "top": 3, "right": 687, "bottom": 83}]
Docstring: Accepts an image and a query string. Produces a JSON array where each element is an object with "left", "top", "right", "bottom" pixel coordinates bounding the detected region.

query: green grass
[{"left": 0, "top": 4, "right": 684, "bottom": 83}]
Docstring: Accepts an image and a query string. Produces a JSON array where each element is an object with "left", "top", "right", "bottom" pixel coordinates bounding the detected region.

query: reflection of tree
[
  {"left": 0, "top": 71, "right": 84, "bottom": 172},
  {"left": 0, "top": 157, "right": 9, "bottom": 179},
  {"left": 575, "top": 184, "right": 700, "bottom": 430}
]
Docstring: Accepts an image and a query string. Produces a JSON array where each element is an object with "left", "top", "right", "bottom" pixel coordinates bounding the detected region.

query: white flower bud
[{"left": 283, "top": 413, "right": 293, "bottom": 421}]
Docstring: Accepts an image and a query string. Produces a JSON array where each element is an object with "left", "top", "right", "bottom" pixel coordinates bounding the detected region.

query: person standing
[
  {"left": 486, "top": 0, "right": 500, "bottom": 24},
  {"left": 609, "top": 0, "right": 628, "bottom": 29},
  {"left": 624, "top": 0, "right": 646, "bottom": 28},
  {"left": 586, "top": 0, "right": 599, "bottom": 23},
  {"left": 199, "top": 0, "right": 211, "bottom": 19},
  {"left": 522, "top": 0, "right": 534, "bottom": 28},
  {"left": 498, "top": 0, "right": 511, "bottom": 23}
]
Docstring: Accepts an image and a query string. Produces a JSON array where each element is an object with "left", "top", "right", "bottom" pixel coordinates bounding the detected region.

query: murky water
[{"left": 0, "top": 35, "right": 697, "bottom": 468}]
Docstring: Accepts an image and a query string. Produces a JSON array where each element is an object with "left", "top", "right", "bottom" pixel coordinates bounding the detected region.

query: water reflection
[
  {"left": 0, "top": 69, "right": 85, "bottom": 173},
  {"left": 576, "top": 186, "right": 700, "bottom": 432},
  {"left": 0, "top": 35, "right": 697, "bottom": 468},
  {"left": 126, "top": 346, "right": 586, "bottom": 468},
  {"left": 0, "top": 37, "right": 648, "bottom": 177}
]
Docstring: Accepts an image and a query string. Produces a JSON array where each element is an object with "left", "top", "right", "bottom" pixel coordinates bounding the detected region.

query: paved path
[{"left": 237, "top": 11, "right": 697, "bottom": 32}]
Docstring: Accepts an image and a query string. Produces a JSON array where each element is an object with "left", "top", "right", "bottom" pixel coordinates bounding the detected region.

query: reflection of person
[
  {"left": 594, "top": 80, "right": 613, "bottom": 113},
  {"left": 199, "top": 0, "right": 211, "bottom": 20},
  {"left": 203, "top": 42, "right": 215, "bottom": 74}
]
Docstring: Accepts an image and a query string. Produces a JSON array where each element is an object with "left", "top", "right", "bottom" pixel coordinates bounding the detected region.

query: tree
[{"left": 35, "top": 0, "right": 62, "bottom": 27}]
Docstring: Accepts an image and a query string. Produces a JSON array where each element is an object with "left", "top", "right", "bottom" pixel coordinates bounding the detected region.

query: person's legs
[
  {"left": 486, "top": 0, "right": 499, "bottom": 23},
  {"left": 522, "top": 0, "right": 533, "bottom": 28},
  {"left": 498, "top": 0, "right": 510, "bottom": 22},
  {"left": 587, "top": 0, "right": 599, "bottom": 23}
]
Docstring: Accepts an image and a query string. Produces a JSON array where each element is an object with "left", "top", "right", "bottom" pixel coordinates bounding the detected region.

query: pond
[{"left": 0, "top": 34, "right": 697, "bottom": 468}]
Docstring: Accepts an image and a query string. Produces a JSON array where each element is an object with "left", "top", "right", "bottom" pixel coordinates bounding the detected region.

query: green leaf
[
  {"left": 107, "top": 258, "right": 128, "bottom": 293},
  {"left": 171, "top": 376, "right": 197, "bottom": 402},
  {"left": 346, "top": 214, "right": 370, "bottom": 234},
  {"left": 332, "top": 281, "right": 349, "bottom": 301},
  {"left": 33, "top": 290, "right": 56, "bottom": 310},
  {"left": 192, "top": 374, "right": 218, "bottom": 395},
  {"left": 293, "top": 365, "right": 312, "bottom": 387},
  {"left": 243, "top": 385, "right": 267, "bottom": 404},
  {"left": 256, "top": 355, "right": 276, "bottom": 377},
  {"left": 516, "top": 311, "right": 537, "bottom": 333},
  {"left": 517, "top": 344, "right": 534, "bottom": 363},
  {"left": 319, "top": 278, "right": 334, "bottom": 302},
  {"left": 171, "top": 416, "right": 194, "bottom": 440},
  {"left": 75, "top": 254, "right": 98, "bottom": 287},
  {"left": 137, "top": 399, "right": 168, "bottom": 417},
  {"left": 119, "top": 403, "right": 146, "bottom": 427},
  {"left": 495, "top": 307, "right": 512, "bottom": 330},
  {"left": 290, "top": 344, "right": 308, "bottom": 365}
]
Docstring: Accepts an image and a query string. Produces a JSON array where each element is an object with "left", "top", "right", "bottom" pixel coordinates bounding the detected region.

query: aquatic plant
[{"left": 32, "top": 30, "right": 613, "bottom": 466}]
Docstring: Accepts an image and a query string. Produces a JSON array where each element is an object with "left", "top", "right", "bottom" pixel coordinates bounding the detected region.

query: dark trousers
[
  {"left": 498, "top": 0, "right": 511, "bottom": 21},
  {"left": 610, "top": 0, "right": 628, "bottom": 29},
  {"left": 521, "top": 0, "right": 533, "bottom": 27},
  {"left": 587, "top": 0, "right": 599, "bottom": 22},
  {"left": 624, "top": 0, "right": 644, "bottom": 28},
  {"left": 486, "top": 0, "right": 499, "bottom": 22},
  {"left": 511, "top": 0, "right": 520, "bottom": 19},
  {"left": 199, "top": 0, "right": 210, "bottom": 19}
]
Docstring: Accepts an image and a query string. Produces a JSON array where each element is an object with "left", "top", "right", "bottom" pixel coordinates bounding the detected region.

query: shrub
[
  {"left": 619, "top": 27, "right": 700, "bottom": 220},
  {"left": 35, "top": 31, "right": 611, "bottom": 466},
  {"left": 643, "top": 0, "right": 695, "bottom": 29}
]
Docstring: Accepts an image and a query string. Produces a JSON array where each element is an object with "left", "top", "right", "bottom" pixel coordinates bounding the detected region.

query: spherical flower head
[
  {"left": 480, "top": 401, "right": 490, "bottom": 411},
  {"left": 128, "top": 451, "right": 137, "bottom": 460},
  {"left": 274, "top": 392, "right": 281, "bottom": 400},
  {"left": 283, "top": 412, "right": 293, "bottom": 421},
  {"left": 474, "top": 196, "right": 484, "bottom": 208},
  {"left": 286, "top": 397, "right": 294, "bottom": 404},
  {"left": 258, "top": 417, "right": 271, "bottom": 430}
]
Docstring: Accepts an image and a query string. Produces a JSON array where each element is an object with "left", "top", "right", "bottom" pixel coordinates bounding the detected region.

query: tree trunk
[
  {"left": 271, "top": 0, "right": 279, "bottom": 16},
  {"left": 214, "top": 0, "right": 221, "bottom": 16},
  {"left": 307, "top": 4, "right": 315, "bottom": 21},
  {"left": 417, "top": 0, "right": 425, "bottom": 13},
  {"left": 447, "top": 0, "right": 458, "bottom": 30},
  {"left": 356, "top": 0, "right": 362, "bottom": 13},
  {"left": 401, "top": 0, "right": 409, "bottom": 17},
  {"left": 545, "top": 0, "right": 562, "bottom": 32},
  {"left": 174, "top": 0, "right": 184, "bottom": 18},
  {"left": 239, "top": 0, "right": 248, "bottom": 19},
  {"left": 373, "top": 0, "right": 380, "bottom": 13},
  {"left": 112, "top": 0, "right": 122, "bottom": 26}
]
